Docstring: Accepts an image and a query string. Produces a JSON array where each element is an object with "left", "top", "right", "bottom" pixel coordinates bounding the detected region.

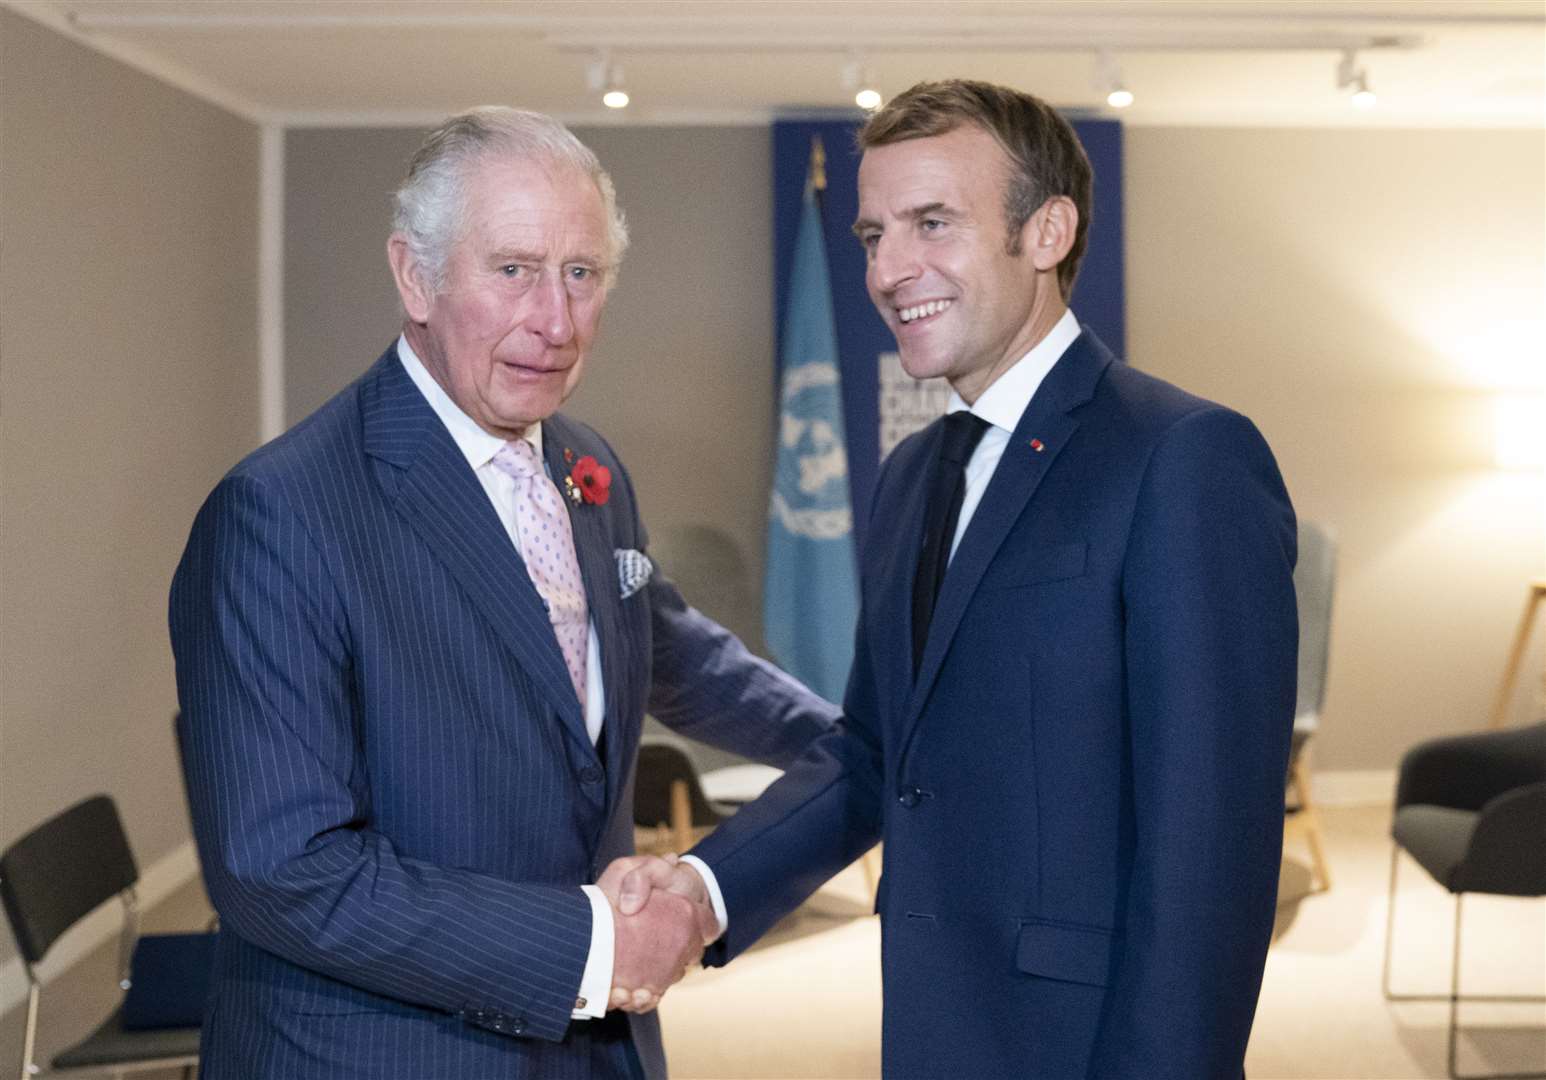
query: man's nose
[
  {"left": 869, "top": 233, "right": 920, "bottom": 295},
  {"left": 527, "top": 272, "right": 575, "bottom": 345}
]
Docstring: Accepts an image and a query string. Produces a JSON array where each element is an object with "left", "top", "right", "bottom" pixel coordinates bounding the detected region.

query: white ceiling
[{"left": 9, "top": 0, "right": 1545, "bottom": 128}]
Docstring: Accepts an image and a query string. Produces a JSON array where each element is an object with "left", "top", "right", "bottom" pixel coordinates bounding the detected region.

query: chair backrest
[
  {"left": 0, "top": 795, "right": 138, "bottom": 965},
  {"left": 633, "top": 740, "right": 724, "bottom": 829},
  {"left": 1293, "top": 520, "right": 1338, "bottom": 730}
]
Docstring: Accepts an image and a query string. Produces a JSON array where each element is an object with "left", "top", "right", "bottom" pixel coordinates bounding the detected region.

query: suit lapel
[
  {"left": 361, "top": 349, "right": 589, "bottom": 747},
  {"left": 901, "top": 330, "right": 1115, "bottom": 747},
  {"left": 880, "top": 437, "right": 935, "bottom": 717}
]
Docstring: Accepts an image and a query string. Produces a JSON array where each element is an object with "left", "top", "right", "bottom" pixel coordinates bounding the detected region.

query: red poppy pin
[{"left": 564, "top": 453, "right": 612, "bottom": 506}]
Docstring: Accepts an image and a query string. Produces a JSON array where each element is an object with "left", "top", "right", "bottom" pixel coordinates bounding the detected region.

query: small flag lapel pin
[{"left": 1029, "top": 438, "right": 1045, "bottom": 452}]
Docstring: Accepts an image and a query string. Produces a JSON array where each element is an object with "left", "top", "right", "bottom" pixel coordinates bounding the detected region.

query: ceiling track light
[
  {"left": 585, "top": 49, "right": 629, "bottom": 109},
  {"left": 841, "top": 52, "right": 883, "bottom": 112},
  {"left": 1336, "top": 48, "right": 1377, "bottom": 109},
  {"left": 1095, "top": 50, "right": 1133, "bottom": 109}
]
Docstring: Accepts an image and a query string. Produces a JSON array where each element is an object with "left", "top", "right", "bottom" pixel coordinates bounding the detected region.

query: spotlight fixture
[
  {"left": 602, "top": 80, "right": 629, "bottom": 110},
  {"left": 585, "top": 50, "right": 629, "bottom": 109},
  {"left": 1095, "top": 51, "right": 1134, "bottom": 109},
  {"left": 1336, "top": 49, "right": 1377, "bottom": 109},
  {"left": 841, "top": 53, "right": 883, "bottom": 112}
]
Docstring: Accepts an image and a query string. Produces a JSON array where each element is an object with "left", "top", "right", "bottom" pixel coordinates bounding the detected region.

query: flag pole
[{"left": 808, "top": 134, "right": 827, "bottom": 194}]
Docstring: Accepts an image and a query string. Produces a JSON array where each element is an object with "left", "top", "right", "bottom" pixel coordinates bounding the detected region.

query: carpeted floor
[{"left": 3, "top": 803, "right": 1541, "bottom": 1078}]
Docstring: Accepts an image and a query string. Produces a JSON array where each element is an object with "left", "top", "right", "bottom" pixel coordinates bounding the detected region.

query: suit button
[
  {"left": 512, "top": 1017, "right": 527, "bottom": 1034},
  {"left": 897, "top": 786, "right": 921, "bottom": 808},
  {"left": 580, "top": 765, "right": 603, "bottom": 784}
]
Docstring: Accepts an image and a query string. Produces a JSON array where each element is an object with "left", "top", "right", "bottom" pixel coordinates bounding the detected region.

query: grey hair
[{"left": 392, "top": 105, "right": 629, "bottom": 291}]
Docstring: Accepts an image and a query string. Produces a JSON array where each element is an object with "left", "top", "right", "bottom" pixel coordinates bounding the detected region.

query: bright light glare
[
  {"left": 602, "top": 89, "right": 630, "bottom": 109},
  {"left": 1352, "top": 87, "right": 1377, "bottom": 109},
  {"left": 1495, "top": 395, "right": 1546, "bottom": 470},
  {"left": 855, "top": 88, "right": 882, "bottom": 111},
  {"left": 1107, "top": 88, "right": 1134, "bottom": 108}
]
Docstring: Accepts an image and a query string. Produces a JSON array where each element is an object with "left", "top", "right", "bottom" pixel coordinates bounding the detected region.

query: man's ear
[
  {"left": 1022, "top": 196, "right": 1078, "bottom": 275},
  {"left": 387, "top": 234, "right": 433, "bottom": 323}
]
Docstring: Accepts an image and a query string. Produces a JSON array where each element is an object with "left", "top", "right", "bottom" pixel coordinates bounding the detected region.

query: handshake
[{"left": 595, "top": 853, "right": 717, "bottom": 1013}]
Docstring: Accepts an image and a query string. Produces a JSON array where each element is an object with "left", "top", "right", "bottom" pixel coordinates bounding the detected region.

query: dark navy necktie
[{"left": 912, "top": 411, "right": 992, "bottom": 673}]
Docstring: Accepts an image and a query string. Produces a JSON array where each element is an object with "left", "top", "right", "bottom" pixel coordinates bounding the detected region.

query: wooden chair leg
[
  {"left": 1290, "top": 757, "right": 1333, "bottom": 891},
  {"left": 669, "top": 779, "right": 693, "bottom": 853}
]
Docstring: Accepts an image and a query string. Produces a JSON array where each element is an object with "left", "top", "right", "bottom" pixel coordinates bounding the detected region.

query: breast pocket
[{"left": 982, "top": 541, "right": 1087, "bottom": 590}]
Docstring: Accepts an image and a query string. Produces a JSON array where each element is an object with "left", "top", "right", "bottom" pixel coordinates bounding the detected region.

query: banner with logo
[{"left": 763, "top": 145, "right": 859, "bottom": 704}]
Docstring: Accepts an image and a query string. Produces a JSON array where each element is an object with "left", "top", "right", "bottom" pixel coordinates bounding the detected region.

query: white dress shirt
[
  {"left": 946, "top": 307, "right": 1082, "bottom": 557},
  {"left": 397, "top": 336, "right": 613, "bottom": 1019},
  {"left": 689, "top": 308, "right": 1084, "bottom": 938}
]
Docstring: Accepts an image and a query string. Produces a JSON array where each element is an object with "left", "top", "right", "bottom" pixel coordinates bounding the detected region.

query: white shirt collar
[
  {"left": 395, "top": 334, "right": 542, "bottom": 469},
  {"left": 945, "top": 308, "right": 1082, "bottom": 433}
]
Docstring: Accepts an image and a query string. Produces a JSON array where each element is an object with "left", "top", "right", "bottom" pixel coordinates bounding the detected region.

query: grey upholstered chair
[
  {"left": 1285, "top": 519, "right": 1337, "bottom": 891},
  {"left": 1382, "top": 721, "right": 1546, "bottom": 1080}
]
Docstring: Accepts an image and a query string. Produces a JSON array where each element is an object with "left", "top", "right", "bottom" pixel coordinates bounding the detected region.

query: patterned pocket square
[{"left": 615, "top": 548, "right": 653, "bottom": 599}]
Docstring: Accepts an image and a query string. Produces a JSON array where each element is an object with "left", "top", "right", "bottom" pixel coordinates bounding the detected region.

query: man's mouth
[{"left": 897, "top": 299, "right": 953, "bottom": 324}]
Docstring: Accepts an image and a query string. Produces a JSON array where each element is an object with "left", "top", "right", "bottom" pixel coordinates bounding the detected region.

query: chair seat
[
  {"left": 699, "top": 763, "right": 782, "bottom": 806},
  {"left": 1392, "top": 803, "right": 1478, "bottom": 892},
  {"left": 52, "top": 1005, "right": 200, "bottom": 1071}
]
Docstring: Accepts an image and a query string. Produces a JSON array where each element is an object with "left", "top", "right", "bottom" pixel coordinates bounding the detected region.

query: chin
[{"left": 898, "top": 352, "right": 951, "bottom": 383}]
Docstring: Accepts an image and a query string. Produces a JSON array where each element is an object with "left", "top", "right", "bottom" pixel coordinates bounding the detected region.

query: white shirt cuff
[
  {"left": 573, "top": 885, "right": 613, "bottom": 1019},
  {"left": 678, "top": 854, "right": 728, "bottom": 941}
]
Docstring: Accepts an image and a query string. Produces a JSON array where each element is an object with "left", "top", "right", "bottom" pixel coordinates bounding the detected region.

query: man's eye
[
  {"left": 499, "top": 264, "right": 526, "bottom": 277},
  {"left": 921, "top": 218, "right": 945, "bottom": 233},
  {"left": 858, "top": 232, "right": 880, "bottom": 250},
  {"left": 567, "top": 265, "right": 594, "bottom": 281}
]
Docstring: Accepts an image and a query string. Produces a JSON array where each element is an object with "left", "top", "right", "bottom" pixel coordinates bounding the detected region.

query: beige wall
[
  {"left": 0, "top": 5, "right": 260, "bottom": 944},
  {"left": 1126, "top": 126, "right": 1545, "bottom": 770}
]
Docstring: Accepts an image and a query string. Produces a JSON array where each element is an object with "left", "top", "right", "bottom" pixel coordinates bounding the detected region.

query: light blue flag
[{"left": 764, "top": 181, "right": 859, "bottom": 704}]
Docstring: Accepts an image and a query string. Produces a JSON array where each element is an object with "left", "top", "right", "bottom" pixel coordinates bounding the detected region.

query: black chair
[
  {"left": 633, "top": 739, "right": 732, "bottom": 854},
  {"left": 0, "top": 795, "right": 201, "bottom": 1078},
  {"left": 1382, "top": 722, "right": 1546, "bottom": 1080}
]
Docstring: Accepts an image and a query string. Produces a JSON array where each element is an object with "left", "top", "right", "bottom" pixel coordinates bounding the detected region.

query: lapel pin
[{"left": 1029, "top": 438, "right": 1045, "bottom": 452}]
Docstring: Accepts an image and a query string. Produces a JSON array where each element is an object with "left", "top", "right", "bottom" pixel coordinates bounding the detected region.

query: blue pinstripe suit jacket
[{"left": 170, "top": 346, "right": 836, "bottom": 1079}]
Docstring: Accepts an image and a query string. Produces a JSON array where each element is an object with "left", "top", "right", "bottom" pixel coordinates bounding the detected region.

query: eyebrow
[
  {"left": 488, "top": 247, "right": 605, "bottom": 267},
  {"left": 851, "top": 201, "right": 955, "bottom": 237}
]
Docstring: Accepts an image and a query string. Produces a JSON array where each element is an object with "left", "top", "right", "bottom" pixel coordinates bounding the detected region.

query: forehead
[
  {"left": 857, "top": 125, "right": 1010, "bottom": 216},
  {"left": 458, "top": 154, "right": 608, "bottom": 256}
]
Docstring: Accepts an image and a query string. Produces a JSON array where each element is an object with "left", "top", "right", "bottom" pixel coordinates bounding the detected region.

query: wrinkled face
[
  {"left": 855, "top": 125, "right": 1049, "bottom": 403},
  {"left": 393, "top": 155, "right": 611, "bottom": 439}
]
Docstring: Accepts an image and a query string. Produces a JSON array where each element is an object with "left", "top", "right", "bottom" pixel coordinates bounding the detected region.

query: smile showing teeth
[{"left": 897, "top": 299, "right": 952, "bottom": 324}]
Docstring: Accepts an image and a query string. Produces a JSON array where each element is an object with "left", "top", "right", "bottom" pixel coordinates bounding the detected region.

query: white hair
[{"left": 392, "top": 106, "right": 629, "bottom": 291}]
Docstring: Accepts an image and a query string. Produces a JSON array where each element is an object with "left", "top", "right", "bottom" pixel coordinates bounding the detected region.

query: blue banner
[{"left": 763, "top": 177, "right": 859, "bottom": 704}]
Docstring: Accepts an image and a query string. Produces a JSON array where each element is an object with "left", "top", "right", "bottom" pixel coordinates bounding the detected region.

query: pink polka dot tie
[{"left": 492, "top": 440, "right": 588, "bottom": 711}]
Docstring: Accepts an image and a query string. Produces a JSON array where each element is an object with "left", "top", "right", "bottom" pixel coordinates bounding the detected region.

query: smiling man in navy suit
[
  {"left": 170, "top": 107, "right": 835, "bottom": 1079},
  {"left": 617, "top": 79, "right": 1299, "bottom": 1079}
]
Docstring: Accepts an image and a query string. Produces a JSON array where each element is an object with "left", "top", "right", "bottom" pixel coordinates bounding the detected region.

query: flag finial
[{"left": 809, "top": 135, "right": 827, "bottom": 193}]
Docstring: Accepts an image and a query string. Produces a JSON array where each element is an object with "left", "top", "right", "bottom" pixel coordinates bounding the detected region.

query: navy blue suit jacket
[
  {"left": 695, "top": 329, "right": 1298, "bottom": 1079},
  {"left": 170, "top": 346, "right": 835, "bottom": 1079}
]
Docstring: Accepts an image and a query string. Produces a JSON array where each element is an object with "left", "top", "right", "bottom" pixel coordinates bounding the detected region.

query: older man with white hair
[{"left": 170, "top": 106, "right": 835, "bottom": 1080}]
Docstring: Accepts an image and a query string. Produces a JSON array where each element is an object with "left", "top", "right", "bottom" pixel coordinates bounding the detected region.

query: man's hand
[
  {"left": 598, "top": 855, "right": 718, "bottom": 1012},
  {"left": 598, "top": 854, "right": 717, "bottom": 938},
  {"left": 608, "top": 885, "right": 702, "bottom": 1013}
]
